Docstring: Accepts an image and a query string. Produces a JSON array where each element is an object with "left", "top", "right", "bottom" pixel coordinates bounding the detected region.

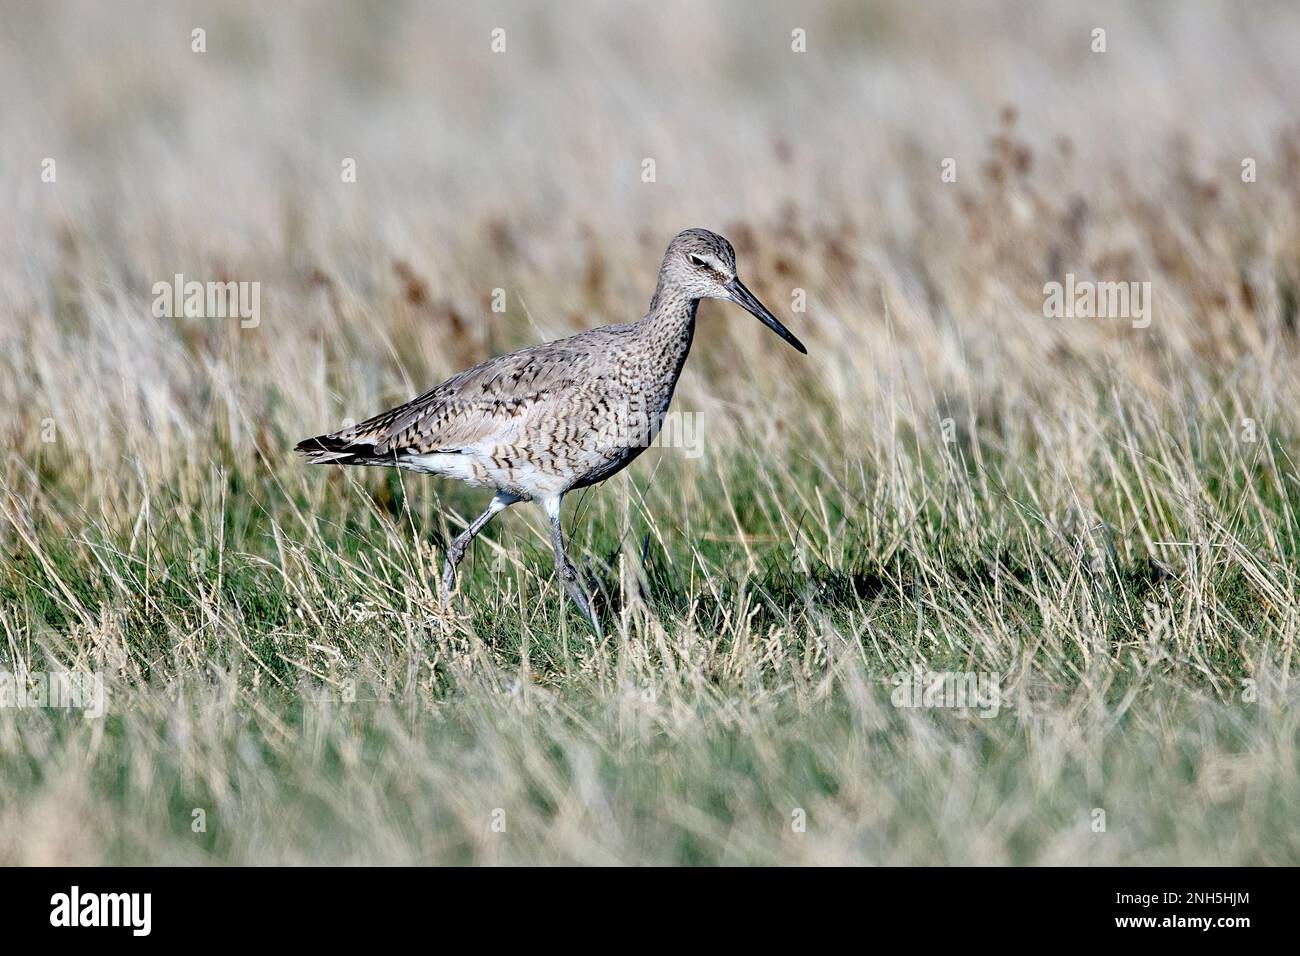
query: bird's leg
[
  {"left": 543, "top": 496, "right": 602, "bottom": 636},
  {"left": 441, "top": 492, "right": 517, "bottom": 601}
]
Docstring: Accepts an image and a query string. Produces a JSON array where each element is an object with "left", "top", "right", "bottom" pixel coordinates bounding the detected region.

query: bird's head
[{"left": 660, "top": 228, "right": 807, "bottom": 354}]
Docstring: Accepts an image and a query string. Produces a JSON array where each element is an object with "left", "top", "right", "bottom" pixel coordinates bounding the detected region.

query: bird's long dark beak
[{"left": 727, "top": 278, "right": 807, "bottom": 354}]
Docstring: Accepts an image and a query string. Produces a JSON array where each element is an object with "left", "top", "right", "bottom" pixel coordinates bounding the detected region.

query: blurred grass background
[{"left": 1, "top": 0, "right": 1299, "bottom": 864}]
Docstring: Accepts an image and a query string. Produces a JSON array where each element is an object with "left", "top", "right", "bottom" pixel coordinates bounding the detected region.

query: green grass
[{"left": 3, "top": 419, "right": 1298, "bottom": 863}]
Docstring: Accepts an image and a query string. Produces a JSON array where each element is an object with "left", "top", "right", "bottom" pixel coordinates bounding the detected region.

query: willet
[{"left": 297, "top": 228, "right": 807, "bottom": 630}]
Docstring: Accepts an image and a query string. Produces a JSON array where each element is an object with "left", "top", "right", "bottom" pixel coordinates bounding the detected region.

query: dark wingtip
[
  {"left": 295, "top": 431, "right": 386, "bottom": 466},
  {"left": 295, "top": 433, "right": 356, "bottom": 462}
]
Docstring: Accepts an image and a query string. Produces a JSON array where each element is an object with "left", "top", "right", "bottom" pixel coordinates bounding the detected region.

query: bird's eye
[{"left": 689, "top": 254, "right": 709, "bottom": 268}]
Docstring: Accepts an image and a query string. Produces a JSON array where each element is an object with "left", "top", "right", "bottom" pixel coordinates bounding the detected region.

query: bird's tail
[{"left": 294, "top": 432, "right": 382, "bottom": 466}]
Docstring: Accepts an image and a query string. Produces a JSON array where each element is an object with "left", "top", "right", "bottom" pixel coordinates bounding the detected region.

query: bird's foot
[
  {"left": 561, "top": 574, "right": 603, "bottom": 638},
  {"left": 440, "top": 550, "right": 464, "bottom": 606}
]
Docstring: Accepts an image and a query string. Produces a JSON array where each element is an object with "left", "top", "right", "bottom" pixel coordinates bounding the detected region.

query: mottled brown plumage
[{"left": 297, "top": 228, "right": 806, "bottom": 629}]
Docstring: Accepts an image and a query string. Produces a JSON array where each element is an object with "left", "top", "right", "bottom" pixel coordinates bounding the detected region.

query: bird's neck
[
  {"left": 643, "top": 278, "right": 699, "bottom": 342},
  {"left": 635, "top": 279, "right": 698, "bottom": 417}
]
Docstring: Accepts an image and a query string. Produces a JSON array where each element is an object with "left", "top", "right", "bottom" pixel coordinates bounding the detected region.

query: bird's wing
[{"left": 327, "top": 334, "right": 607, "bottom": 456}]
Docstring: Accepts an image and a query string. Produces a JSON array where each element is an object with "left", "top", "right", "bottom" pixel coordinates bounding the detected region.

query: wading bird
[{"left": 297, "top": 228, "right": 807, "bottom": 630}]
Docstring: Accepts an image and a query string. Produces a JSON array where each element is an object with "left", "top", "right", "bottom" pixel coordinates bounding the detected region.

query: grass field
[{"left": 3, "top": 0, "right": 1300, "bottom": 864}]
